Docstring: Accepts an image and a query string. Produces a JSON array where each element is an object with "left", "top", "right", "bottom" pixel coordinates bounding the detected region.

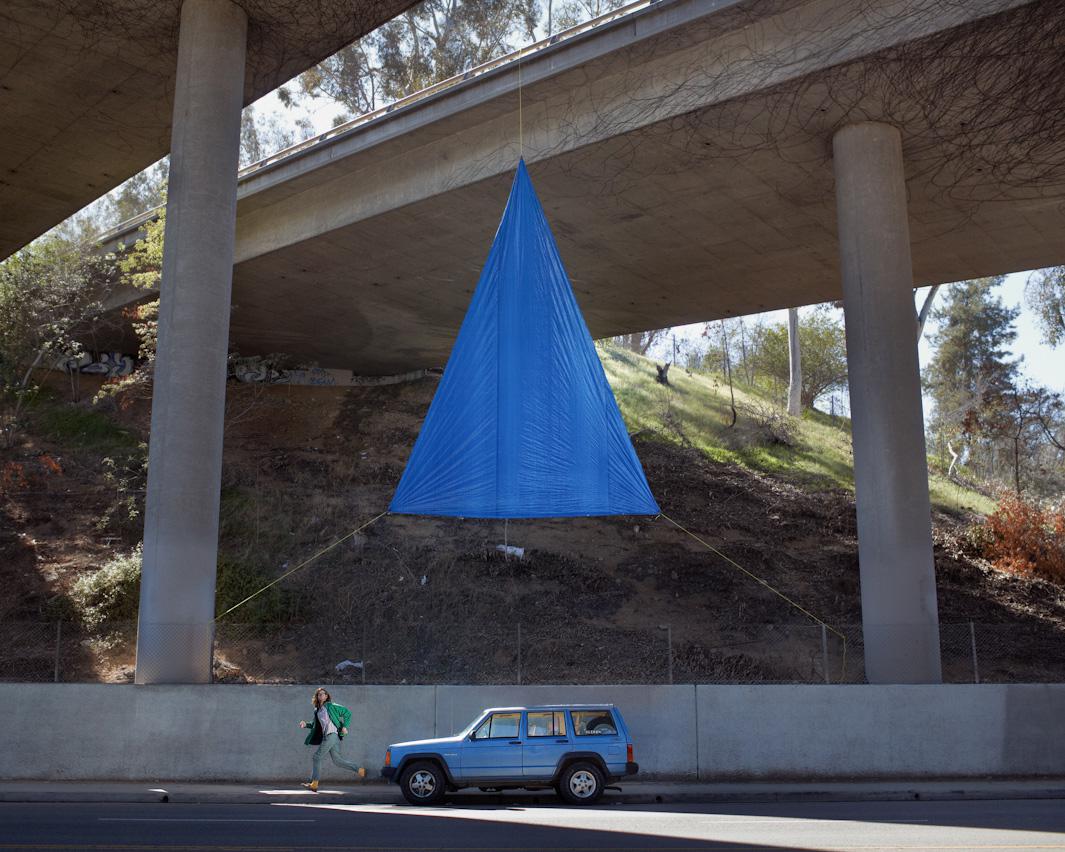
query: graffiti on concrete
[
  {"left": 349, "top": 369, "right": 438, "bottom": 386},
  {"left": 285, "top": 367, "right": 349, "bottom": 386},
  {"left": 231, "top": 360, "right": 287, "bottom": 384},
  {"left": 64, "top": 352, "right": 135, "bottom": 378},
  {"left": 230, "top": 360, "right": 439, "bottom": 387}
]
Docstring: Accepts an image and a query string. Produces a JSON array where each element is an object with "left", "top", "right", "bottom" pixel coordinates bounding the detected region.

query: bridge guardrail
[{"left": 96, "top": 0, "right": 660, "bottom": 249}]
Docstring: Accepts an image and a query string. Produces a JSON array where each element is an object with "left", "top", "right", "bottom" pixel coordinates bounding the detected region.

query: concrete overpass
[
  {"left": 0, "top": 0, "right": 418, "bottom": 262},
  {"left": 102, "top": 0, "right": 1065, "bottom": 374},
  {"left": 70, "top": 0, "right": 1065, "bottom": 685}
]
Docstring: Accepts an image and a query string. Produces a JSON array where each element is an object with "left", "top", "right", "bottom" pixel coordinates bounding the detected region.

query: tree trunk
[
  {"left": 1013, "top": 435, "right": 1022, "bottom": 495},
  {"left": 738, "top": 319, "right": 751, "bottom": 385},
  {"left": 916, "top": 284, "right": 941, "bottom": 340},
  {"left": 787, "top": 307, "right": 802, "bottom": 416}
]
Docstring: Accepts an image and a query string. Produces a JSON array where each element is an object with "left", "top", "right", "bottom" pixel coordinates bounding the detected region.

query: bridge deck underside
[
  {"left": 0, "top": 0, "right": 417, "bottom": 261},
  {"left": 99, "top": 0, "right": 1065, "bottom": 374},
  {"left": 231, "top": 22, "right": 1065, "bottom": 372}
]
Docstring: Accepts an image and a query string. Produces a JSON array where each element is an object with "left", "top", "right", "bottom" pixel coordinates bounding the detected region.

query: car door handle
[
  {"left": 555, "top": 739, "right": 569, "bottom": 744},
  {"left": 509, "top": 740, "right": 522, "bottom": 745}
]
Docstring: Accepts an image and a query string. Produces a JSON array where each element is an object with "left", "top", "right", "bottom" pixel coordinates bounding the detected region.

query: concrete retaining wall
[{"left": 1, "top": 684, "right": 1062, "bottom": 781}]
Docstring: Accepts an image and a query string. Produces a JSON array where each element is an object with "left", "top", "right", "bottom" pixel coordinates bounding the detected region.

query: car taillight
[
  {"left": 627, "top": 743, "right": 634, "bottom": 762},
  {"left": 384, "top": 749, "right": 391, "bottom": 767}
]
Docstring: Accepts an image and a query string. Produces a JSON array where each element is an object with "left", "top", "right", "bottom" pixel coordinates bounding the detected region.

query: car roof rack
[{"left": 481, "top": 704, "right": 617, "bottom": 712}]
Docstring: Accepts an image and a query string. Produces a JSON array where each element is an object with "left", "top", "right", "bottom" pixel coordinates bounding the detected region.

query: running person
[{"left": 299, "top": 687, "right": 366, "bottom": 791}]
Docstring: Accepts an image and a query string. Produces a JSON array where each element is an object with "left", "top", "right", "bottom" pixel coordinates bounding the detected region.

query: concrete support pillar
[
  {"left": 135, "top": 0, "right": 247, "bottom": 684},
  {"left": 832, "top": 121, "right": 942, "bottom": 684}
]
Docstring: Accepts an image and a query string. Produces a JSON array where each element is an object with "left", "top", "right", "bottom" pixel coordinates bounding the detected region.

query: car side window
[
  {"left": 572, "top": 710, "right": 618, "bottom": 736},
  {"left": 527, "top": 711, "right": 567, "bottom": 738},
  {"left": 472, "top": 712, "right": 521, "bottom": 739}
]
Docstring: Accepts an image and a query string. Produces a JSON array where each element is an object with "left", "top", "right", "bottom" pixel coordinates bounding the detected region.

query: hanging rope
[
  {"left": 517, "top": 45, "right": 524, "bottom": 158},
  {"left": 214, "top": 511, "right": 388, "bottom": 622},
  {"left": 658, "top": 511, "right": 848, "bottom": 682}
]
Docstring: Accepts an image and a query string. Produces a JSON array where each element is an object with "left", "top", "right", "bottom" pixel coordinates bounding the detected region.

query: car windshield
[
  {"left": 458, "top": 712, "right": 491, "bottom": 738},
  {"left": 472, "top": 712, "right": 521, "bottom": 739}
]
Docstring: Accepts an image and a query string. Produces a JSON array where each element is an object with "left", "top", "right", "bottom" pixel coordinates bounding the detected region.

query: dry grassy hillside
[{"left": 2, "top": 350, "right": 1063, "bottom": 685}]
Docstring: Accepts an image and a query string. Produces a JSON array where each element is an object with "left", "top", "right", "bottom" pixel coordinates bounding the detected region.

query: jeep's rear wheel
[
  {"left": 400, "top": 761, "right": 446, "bottom": 806},
  {"left": 557, "top": 761, "right": 604, "bottom": 805}
]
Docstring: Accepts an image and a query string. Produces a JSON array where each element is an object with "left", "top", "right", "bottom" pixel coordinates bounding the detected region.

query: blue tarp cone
[{"left": 390, "top": 160, "right": 659, "bottom": 519}]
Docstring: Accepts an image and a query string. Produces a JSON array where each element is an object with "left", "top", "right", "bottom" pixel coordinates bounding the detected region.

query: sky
[{"left": 647, "top": 270, "right": 1062, "bottom": 423}]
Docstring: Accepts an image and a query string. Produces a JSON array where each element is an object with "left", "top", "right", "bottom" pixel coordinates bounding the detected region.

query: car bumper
[
  {"left": 381, "top": 766, "right": 397, "bottom": 781},
  {"left": 624, "top": 762, "right": 639, "bottom": 776}
]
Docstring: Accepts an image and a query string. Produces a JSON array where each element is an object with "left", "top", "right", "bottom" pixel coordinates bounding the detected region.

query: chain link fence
[{"left": 3, "top": 619, "right": 1063, "bottom": 684}]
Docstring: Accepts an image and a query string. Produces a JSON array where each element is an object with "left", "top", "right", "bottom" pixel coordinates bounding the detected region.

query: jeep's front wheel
[
  {"left": 557, "top": 761, "right": 604, "bottom": 805},
  {"left": 399, "top": 761, "right": 447, "bottom": 806}
]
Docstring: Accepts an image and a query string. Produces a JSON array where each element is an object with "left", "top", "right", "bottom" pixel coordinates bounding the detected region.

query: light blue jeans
[{"left": 311, "top": 733, "right": 360, "bottom": 781}]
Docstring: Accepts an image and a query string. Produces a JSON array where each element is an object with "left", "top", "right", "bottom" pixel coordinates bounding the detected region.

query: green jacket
[{"left": 302, "top": 701, "right": 352, "bottom": 746}]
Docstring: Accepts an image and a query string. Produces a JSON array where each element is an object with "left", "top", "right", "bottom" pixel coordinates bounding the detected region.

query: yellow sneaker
[
  {"left": 357, "top": 767, "right": 367, "bottom": 779},
  {"left": 301, "top": 780, "right": 319, "bottom": 792}
]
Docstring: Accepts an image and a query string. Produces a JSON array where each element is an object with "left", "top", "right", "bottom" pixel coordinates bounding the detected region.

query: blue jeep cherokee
[{"left": 381, "top": 704, "right": 638, "bottom": 805}]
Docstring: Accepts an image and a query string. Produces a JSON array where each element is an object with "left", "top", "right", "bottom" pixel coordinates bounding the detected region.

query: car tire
[
  {"left": 557, "top": 761, "right": 604, "bottom": 805},
  {"left": 399, "top": 761, "right": 447, "bottom": 806}
]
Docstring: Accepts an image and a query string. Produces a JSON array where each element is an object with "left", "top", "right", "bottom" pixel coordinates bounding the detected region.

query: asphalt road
[{"left": 1, "top": 799, "right": 1063, "bottom": 851}]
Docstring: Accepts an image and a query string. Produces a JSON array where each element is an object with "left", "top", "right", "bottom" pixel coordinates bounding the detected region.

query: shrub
[
  {"left": 70, "top": 546, "right": 142, "bottom": 630},
  {"left": 215, "top": 556, "right": 309, "bottom": 625},
  {"left": 738, "top": 400, "right": 797, "bottom": 446},
  {"left": 977, "top": 493, "right": 1065, "bottom": 584},
  {"left": 69, "top": 546, "right": 308, "bottom": 630}
]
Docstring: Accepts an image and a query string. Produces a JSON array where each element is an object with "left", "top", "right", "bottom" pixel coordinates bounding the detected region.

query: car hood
[{"left": 390, "top": 734, "right": 465, "bottom": 750}]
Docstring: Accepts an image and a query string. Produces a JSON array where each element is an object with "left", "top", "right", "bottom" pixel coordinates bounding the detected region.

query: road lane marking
[{"left": 97, "top": 818, "right": 315, "bottom": 823}]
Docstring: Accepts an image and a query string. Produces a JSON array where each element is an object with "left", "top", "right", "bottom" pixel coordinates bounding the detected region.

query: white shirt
[{"left": 317, "top": 705, "right": 338, "bottom": 737}]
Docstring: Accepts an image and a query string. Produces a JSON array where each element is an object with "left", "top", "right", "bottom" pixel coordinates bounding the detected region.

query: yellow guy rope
[
  {"left": 214, "top": 510, "right": 388, "bottom": 622},
  {"left": 658, "top": 511, "right": 848, "bottom": 682}
]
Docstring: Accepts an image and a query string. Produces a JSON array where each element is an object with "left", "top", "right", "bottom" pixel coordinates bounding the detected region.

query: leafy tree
[
  {"left": 748, "top": 307, "right": 847, "bottom": 410},
  {"left": 923, "top": 277, "right": 1018, "bottom": 456},
  {"left": 917, "top": 276, "right": 1065, "bottom": 495},
  {"left": 0, "top": 237, "right": 119, "bottom": 445},
  {"left": 288, "top": 40, "right": 379, "bottom": 118},
  {"left": 95, "top": 210, "right": 166, "bottom": 404},
  {"left": 553, "top": 0, "right": 625, "bottom": 30},
  {"left": 995, "top": 383, "right": 1062, "bottom": 495},
  {"left": 1026, "top": 266, "right": 1065, "bottom": 347},
  {"left": 103, "top": 160, "right": 169, "bottom": 227},
  {"left": 293, "top": 0, "right": 538, "bottom": 120},
  {"left": 239, "top": 105, "right": 298, "bottom": 168}
]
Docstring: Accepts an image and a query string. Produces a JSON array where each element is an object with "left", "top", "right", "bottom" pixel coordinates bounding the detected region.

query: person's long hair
[{"left": 312, "top": 687, "right": 331, "bottom": 709}]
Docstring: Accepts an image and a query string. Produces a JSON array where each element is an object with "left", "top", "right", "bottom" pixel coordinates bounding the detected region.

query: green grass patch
[
  {"left": 26, "top": 390, "right": 138, "bottom": 452},
  {"left": 598, "top": 341, "right": 991, "bottom": 514},
  {"left": 929, "top": 476, "right": 997, "bottom": 516}
]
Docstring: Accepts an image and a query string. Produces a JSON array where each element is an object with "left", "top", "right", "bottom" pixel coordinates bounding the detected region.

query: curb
[
  {"left": 607, "top": 787, "right": 1065, "bottom": 805},
  {"left": 2, "top": 784, "right": 1064, "bottom": 806}
]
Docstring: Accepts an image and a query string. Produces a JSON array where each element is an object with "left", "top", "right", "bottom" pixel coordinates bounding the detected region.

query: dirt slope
[{"left": 2, "top": 372, "right": 1063, "bottom": 685}]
